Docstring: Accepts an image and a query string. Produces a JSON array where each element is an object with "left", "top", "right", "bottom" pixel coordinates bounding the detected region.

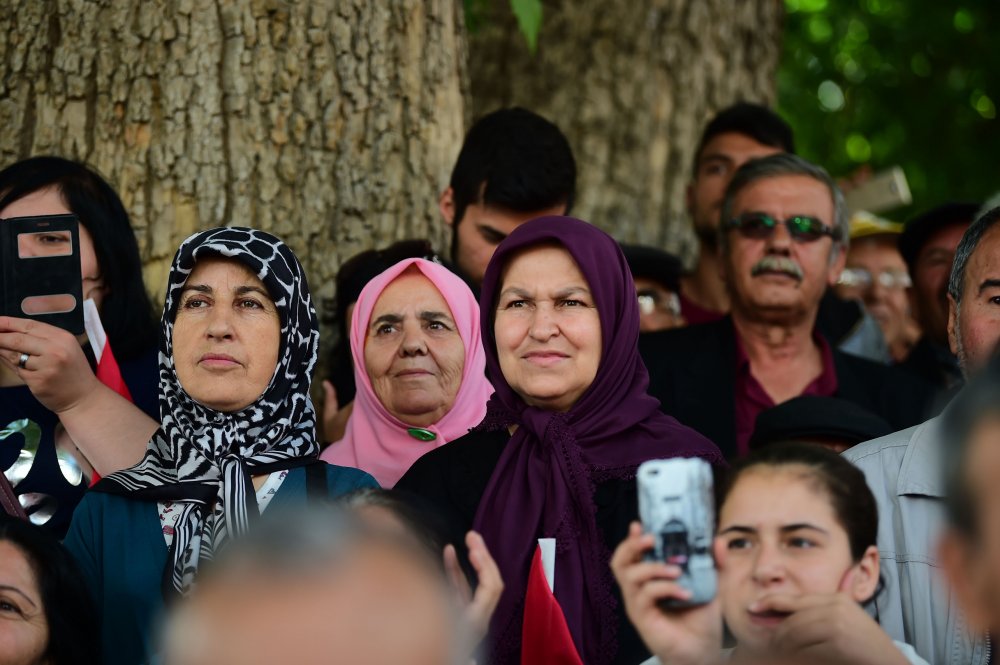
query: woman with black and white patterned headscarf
[{"left": 64, "top": 227, "right": 377, "bottom": 665}]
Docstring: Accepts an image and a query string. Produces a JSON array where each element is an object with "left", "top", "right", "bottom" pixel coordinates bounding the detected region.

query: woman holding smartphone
[
  {"left": 612, "top": 443, "right": 927, "bottom": 665},
  {"left": 0, "top": 157, "right": 159, "bottom": 536}
]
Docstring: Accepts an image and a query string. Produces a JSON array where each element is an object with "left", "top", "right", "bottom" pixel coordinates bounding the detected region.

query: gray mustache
[{"left": 751, "top": 256, "right": 804, "bottom": 280}]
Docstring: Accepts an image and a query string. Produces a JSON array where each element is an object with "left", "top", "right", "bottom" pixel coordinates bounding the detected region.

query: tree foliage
[
  {"left": 465, "top": 0, "right": 542, "bottom": 53},
  {"left": 778, "top": 0, "right": 999, "bottom": 218}
]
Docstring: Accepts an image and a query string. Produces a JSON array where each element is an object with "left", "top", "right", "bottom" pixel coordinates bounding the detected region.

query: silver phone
[
  {"left": 844, "top": 166, "right": 912, "bottom": 214},
  {"left": 637, "top": 458, "right": 717, "bottom": 607}
]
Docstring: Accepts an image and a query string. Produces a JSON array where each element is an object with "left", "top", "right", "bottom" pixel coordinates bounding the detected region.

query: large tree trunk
[
  {"left": 468, "top": 0, "right": 782, "bottom": 260},
  {"left": 0, "top": 0, "right": 467, "bottom": 325}
]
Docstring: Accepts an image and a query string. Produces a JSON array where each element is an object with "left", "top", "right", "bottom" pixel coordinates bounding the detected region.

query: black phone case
[{"left": 1, "top": 214, "right": 84, "bottom": 334}]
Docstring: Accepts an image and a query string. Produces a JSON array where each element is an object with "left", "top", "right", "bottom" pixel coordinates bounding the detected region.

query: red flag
[
  {"left": 85, "top": 299, "right": 133, "bottom": 402},
  {"left": 84, "top": 300, "right": 133, "bottom": 484},
  {"left": 521, "top": 541, "right": 583, "bottom": 665}
]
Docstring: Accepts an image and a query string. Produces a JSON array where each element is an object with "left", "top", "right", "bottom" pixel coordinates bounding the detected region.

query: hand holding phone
[{"left": 611, "top": 522, "right": 722, "bottom": 665}]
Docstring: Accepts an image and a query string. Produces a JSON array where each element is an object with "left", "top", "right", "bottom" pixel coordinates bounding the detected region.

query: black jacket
[{"left": 638, "top": 317, "right": 937, "bottom": 459}]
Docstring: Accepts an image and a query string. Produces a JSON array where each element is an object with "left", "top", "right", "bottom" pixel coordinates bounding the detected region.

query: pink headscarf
[{"left": 320, "top": 258, "right": 493, "bottom": 486}]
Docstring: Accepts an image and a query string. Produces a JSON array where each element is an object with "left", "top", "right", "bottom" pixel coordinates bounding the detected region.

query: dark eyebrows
[
  {"left": 717, "top": 523, "right": 829, "bottom": 536},
  {"left": 498, "top": 286, "right": 532, "bottom": 301},
  {"left": 780, "top": 523, "right": 829, "bottom": 535},
  {"left": 370, "top": 313, "right": 403, "bottom": 329},
  {"left": 180, "top": 284, "right": 270, "bottom": 298},
  {"left": 977, "top": 279, "right": 1000, "bottom": 295},
  {"left": 698, "top": 153, "right": 735, "bottom": 167},
  {"left": 235, "top": 285, "right": 271, "bottom": 299},
  {"left": 180, "top": 284, "right": 212, "bottom": 296},
  {"left": 554, "top": 286, "right": 591, "bottom": 299},
  {"left": 498, "top": 286, "right": 590, "bottom": 300},
  {"left": 477, "top": 224, "right": 508, "bottom": 242},
  {"left": 419, "top": 310, "right": 454, "bottom": 324},
  {"left": 0, "top": 584, "right": 37, "bottom": 610}
]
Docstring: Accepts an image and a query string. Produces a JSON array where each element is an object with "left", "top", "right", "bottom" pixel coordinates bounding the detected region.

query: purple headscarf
[{"left": 472, "top": 216, "right": 723, "bottom": 665}]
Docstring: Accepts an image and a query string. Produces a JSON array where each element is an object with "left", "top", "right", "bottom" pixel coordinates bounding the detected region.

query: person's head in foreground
[
  {"left": 0, "top": 517, "right": 99, "bottom": 665},
  {"left": 940, "top": 354, "right": 1000, "bottom": 644},
  {"left": 320, "top": 258, "right": 493, "bottom": 486},
  {"left": 688, "top": 102, "right": 794, "bottom": 246},
  {"left": 947, "top": 207, "right": 1000, "bottom": 378},
  {"left": 719, "top": 153, "right": 850, "bottom": 327},
  {"left": 440, "top": 107, "right": 576, "bottom": 286},
  {"left": 469, "top": 216, "right": 721, "bottom": 664},
  {"left": 613, "top": 443, "right": 926, "bottom": 665},
  {"left": 162, "top": 506, "right": 467, "bottom": 665},
  {"left": 99, "top": 227, "right": 327, "bottom": 593}
]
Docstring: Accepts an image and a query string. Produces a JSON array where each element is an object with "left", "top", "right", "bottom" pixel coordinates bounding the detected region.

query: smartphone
[
  {"left": 637, "top": 457, "right": 716, "bottom": 607},
  {"left": 844, "top": 166, "right": 912, "bottom": 214},
  {"left": 1, "top": 214, "right": 84, "bottom": 334}
]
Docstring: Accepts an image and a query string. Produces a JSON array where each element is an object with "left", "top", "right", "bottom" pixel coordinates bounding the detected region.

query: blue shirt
[{"left": 64, "top": 463, "right": 377, "bottom": 665}]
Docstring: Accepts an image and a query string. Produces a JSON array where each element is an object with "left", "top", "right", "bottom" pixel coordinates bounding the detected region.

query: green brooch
[{"left": 407, "top": 427, "right": 437, "bottom": 442}]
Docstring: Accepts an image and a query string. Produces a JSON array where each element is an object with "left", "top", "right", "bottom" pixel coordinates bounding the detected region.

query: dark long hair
[
  {"left": 0, "top": 156, "right": 157, "bottom": 359},
  {"left": 0, "top": 517, "right": 100, "bottom": 665},
  {"left": 720, "top": 442, "right": 878, "bottom": 562}
]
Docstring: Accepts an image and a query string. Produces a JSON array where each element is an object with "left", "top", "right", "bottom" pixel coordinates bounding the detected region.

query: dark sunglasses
[{"left": 724, "top": 213, "right": 836, "bottom": 243}]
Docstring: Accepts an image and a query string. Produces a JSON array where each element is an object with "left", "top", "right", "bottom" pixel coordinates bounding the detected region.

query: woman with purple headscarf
[{"left": 397, "top": 216, "right": 723, "bottom": 665}]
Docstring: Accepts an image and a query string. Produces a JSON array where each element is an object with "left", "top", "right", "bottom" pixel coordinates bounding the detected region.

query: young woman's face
[
  {"left": 0, "top": 541, "right": 48, "bottom": 665},
  {"left": 715, "top": 466, "right": 867, "bottom": 652}
]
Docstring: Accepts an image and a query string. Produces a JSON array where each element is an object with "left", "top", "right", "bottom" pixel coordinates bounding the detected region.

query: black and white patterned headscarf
[{"left": 96, "top": 227, "right": 320, "bottom": 595}]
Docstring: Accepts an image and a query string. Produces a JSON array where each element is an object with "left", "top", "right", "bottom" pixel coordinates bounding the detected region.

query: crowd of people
[{"left": 0, "top": 100, "right": 997, "bottom": 665}]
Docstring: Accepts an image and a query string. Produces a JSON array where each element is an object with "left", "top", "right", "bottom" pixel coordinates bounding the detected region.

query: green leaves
[
  {"left": 778, "top": 0, "right": 999, "bottom": 215},
  {"left": 511, "top": 0, "right": 543, "bottom": 53}
]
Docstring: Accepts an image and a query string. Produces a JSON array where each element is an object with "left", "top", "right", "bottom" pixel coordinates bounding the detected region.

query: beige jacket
[{"left": 845, "top": 417, "right": 990, "bottom": 665}]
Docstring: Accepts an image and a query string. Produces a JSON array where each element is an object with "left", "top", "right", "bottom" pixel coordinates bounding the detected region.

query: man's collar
[{"left": 897, "top": 414, "right": 947, "bottom": 497}]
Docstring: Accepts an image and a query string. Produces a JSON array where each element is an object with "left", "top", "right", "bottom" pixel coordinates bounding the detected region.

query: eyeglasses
[
  {"left": 724, "top": 213, "right": 836, "bottom": 243},
  {"left": 837, "top": 267, "right": 912, "bottom": 290},
  {"left": 637, "top": 289, "right": 682, "bottom": 318}
]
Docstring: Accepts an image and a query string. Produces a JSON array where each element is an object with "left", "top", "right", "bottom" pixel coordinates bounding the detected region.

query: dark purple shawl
[{"left": 472, "top": 216, "right": 723, "bottom": 665}]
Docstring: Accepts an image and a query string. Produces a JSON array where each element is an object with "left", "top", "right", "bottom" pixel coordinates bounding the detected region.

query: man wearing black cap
[
  {"left": 748, "top": 395, "right": 893, "bottom": 453},
  {"left": 898, "top": 202, "right": 979, "bottom": 389}
]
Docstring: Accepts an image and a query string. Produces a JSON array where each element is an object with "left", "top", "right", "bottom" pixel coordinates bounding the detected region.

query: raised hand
[
  {"left": 321, "top": 379, "right": 354, "bottom": 443},
  {"left": 444, "top": 530, "right": 504, "bottom": 649},
  {"left": 611, "top": 522, "right": 721, "bottom": 665},
  {"left": 760, "top": 592, "right": 911, "bottom": 665},
  {"left": 0, "top": 315, "right": 99, "bottom": 412}
]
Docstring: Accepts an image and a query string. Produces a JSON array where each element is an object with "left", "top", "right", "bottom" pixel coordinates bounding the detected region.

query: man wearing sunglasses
[{"left": 639, "top": 153, "right": 935, "bottom": 460}]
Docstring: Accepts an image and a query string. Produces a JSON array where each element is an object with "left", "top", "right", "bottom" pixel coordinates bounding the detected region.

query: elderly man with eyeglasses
[
  {"left": 639, "top": 153, "right": 935, "bottom": 459},
  {"left": 834, "top": 212, "right": 922, "bottom": 364}
]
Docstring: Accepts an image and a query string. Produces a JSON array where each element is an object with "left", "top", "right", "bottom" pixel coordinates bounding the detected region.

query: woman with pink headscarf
[{"left": 321, "top": 258, "right": 493, "bottom": 487}]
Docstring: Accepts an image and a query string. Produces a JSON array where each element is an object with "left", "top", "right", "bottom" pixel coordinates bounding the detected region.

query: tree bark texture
[
  {"left": 0, "top": 0, "right": 467, "bottom": 328},
  {"left": 468, "top": 0, "right": 783, "bottom": 260}
]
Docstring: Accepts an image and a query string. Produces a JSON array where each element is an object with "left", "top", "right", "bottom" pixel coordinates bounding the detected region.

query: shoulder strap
[
  {"left": 0, "top": 472, "right": 27, "bottom": 520},
  {"left": 305, "top": 462, "right": 328, "bottom": 501}
]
